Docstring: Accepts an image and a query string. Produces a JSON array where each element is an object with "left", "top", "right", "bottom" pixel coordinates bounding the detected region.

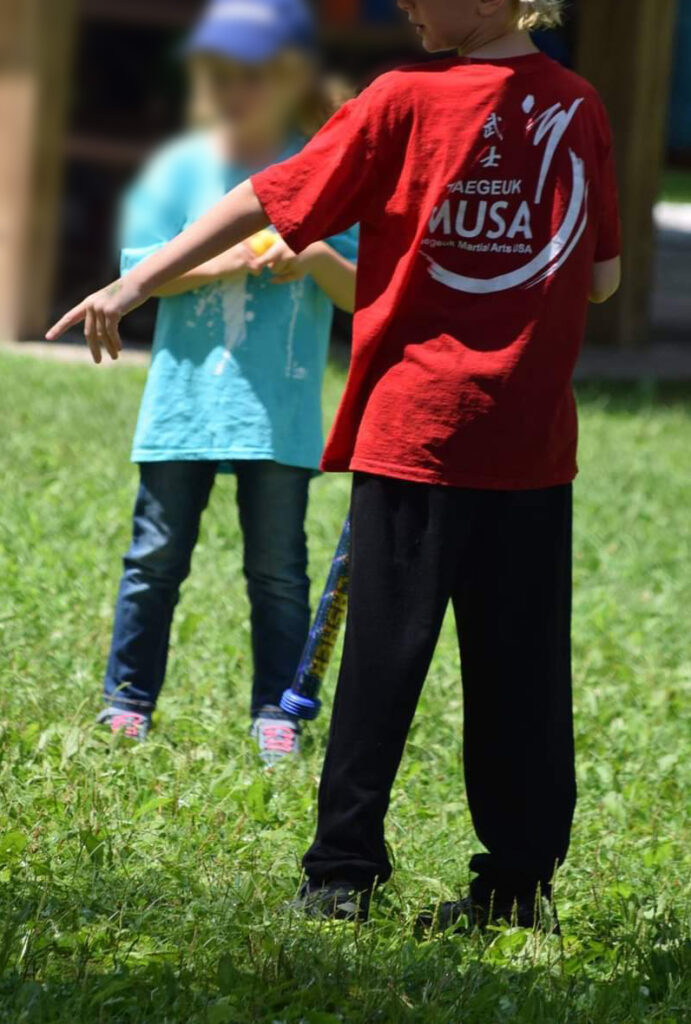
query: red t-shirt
[{"left": 252, "top": 53, "right": 621, "bottom": 489}]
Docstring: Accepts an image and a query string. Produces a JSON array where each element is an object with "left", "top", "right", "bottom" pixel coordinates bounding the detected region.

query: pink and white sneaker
[
  {"left": 250, "top": 707, "right": 301, "bottom": 767},
  {"left": 97, "top": 706, "right": 151, "bottom": 742}
]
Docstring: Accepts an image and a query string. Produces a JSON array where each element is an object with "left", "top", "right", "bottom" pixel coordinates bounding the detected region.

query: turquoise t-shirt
[{"left": 121, "top": 132, "right": 358, "bottom": 471}]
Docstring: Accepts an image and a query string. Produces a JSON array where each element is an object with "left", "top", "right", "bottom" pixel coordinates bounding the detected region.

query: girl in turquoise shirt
[{"left": 98, "top": 0, "right": 358, "bottom": 760}]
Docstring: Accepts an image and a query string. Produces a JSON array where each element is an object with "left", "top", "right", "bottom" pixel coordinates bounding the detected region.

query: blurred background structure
[{"left": 0, "top": 0, "right": 689, "bottom": 350}]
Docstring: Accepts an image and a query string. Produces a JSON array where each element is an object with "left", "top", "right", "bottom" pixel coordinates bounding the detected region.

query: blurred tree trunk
[
  {"left": 576, "top": 0, "right": 678, "bottom": 347},
  {"left": 0, "top": 0, "right": 77, "bottom": 341}
]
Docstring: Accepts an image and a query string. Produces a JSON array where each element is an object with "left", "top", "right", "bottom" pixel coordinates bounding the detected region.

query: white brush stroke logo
[{"left": 424, "top": 96, "right": 588, "bottom": 294}]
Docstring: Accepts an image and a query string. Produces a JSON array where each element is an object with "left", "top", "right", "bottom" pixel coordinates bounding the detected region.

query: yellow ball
[{"left": 247, "top": 229, "right": 277, "bottom": 257}]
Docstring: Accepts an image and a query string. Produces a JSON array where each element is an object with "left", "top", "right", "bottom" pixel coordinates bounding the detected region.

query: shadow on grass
[{"left": 1, "top": 879, "right": 689, "bottom": 1024}]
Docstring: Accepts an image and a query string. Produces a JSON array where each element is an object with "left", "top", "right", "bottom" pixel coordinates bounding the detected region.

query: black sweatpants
[{"left": 303, "top": 473, "right": 577, "bottom": 903}]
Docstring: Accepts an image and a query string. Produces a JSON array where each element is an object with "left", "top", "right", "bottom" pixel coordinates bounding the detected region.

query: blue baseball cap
[{"left": 186, "top": 0, "right": 317, "bottom": 63}]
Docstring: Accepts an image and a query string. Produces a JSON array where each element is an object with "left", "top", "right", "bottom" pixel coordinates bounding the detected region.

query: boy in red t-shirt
[{"left": 49, "top": 0, "right": 622, "bottom": 930}]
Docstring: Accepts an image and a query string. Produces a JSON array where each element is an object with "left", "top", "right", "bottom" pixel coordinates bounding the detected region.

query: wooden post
[
  {"left": 576, "top": 0, "right": 678, "bottom": 347},
  {"left": 0, "top": 0, "right": 77, "bottom": 341}
]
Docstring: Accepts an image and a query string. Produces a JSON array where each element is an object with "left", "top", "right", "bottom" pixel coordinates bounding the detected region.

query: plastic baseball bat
[{"left": 280, "top": 515, "right": 351, "bottom": 721}]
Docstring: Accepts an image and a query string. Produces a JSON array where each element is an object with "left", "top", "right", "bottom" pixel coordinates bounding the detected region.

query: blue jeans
[{"left": 104, "top": 460, "right": 311, "bottom": 716}]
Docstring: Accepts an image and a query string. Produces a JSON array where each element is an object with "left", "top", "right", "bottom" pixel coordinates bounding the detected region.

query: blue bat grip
[{"left": 280, "top": 516, "right": 351, "bottom": 721}]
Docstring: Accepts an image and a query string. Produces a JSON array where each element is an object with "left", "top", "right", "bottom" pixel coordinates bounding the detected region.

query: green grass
[
  {"left": 0, "top": 351, "right": 689, "bottom": 1024},
  {"left": 660, "top": 169, "right": 691, "bottom": 205}
]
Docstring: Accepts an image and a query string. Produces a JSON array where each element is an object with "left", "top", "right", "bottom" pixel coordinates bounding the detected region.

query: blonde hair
[
  {"left": 298, "top": 76, "right": 353, "bottom": 137},
  {"left": 514, "top": 0, "right": 565, "bottom": 30},
  {"left": 188, "top": 51, "right": 352, "bottom": 139}
]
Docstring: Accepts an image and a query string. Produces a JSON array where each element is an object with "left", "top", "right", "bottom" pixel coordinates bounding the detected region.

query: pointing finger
[{"left": 45, "top": 301, "right": 88, "bottom": 341}]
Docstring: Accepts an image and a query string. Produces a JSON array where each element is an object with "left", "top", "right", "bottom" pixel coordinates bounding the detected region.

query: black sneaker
[
  {"left": 417, "top": 892, "right": 560, "bottom": 935},
  {"left": 296, "top": 879, "right": 371, "bottom": 922}
]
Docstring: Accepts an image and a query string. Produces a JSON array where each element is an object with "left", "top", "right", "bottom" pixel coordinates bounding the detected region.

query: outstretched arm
[
  {"left": 150, "top": 245, "right": 262, "bottom": 298},
  {"left": 46, "top": 179, "right": 268, "bottom": 361}
]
